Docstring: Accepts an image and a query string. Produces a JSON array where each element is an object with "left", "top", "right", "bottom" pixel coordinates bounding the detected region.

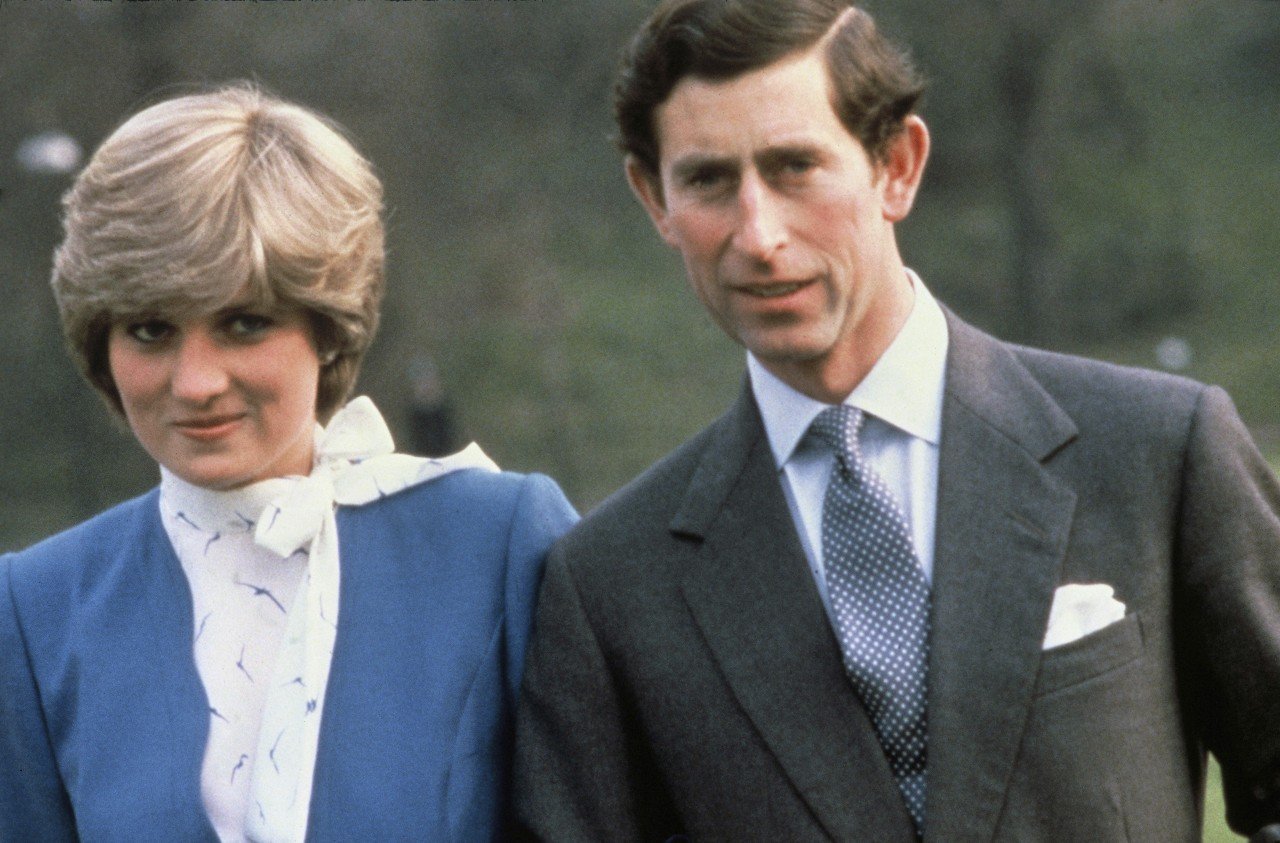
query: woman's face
[{"left": 107, "top": 293, "right": 322, "bottom": 490}]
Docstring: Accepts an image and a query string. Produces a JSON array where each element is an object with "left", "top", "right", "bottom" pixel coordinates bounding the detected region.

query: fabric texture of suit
[
  {"left": 513, "top": 311, "right": 1280, "bottom": 841},
  {"left": 1, "top": 469, "right": 578, "bottom": 842}
]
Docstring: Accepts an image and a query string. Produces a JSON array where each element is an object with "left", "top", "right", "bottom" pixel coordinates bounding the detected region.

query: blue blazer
[{"left": 1, "top": 469, "right": 577, "bottom": 842}]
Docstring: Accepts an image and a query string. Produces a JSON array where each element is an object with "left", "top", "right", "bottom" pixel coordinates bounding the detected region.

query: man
[{"left": 513, "top": 1, "right": 1280, "bottom": 839}]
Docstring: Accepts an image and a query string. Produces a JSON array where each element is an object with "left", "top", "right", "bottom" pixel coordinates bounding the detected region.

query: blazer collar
[
  {"left": 669, "top": 382, "right": 760, "bottom": 540},
  {"left": 125, "top": 491, "right": 222, "bottom": 840},
  {"left": 672, "top": 386, "right": 918, "bottom": 841},
  {"left": 924, "top": 310, "right": 1079, "bottom": 840},
  {"left": 940, "top": 310, "right": 1077, "bottom": 460}
]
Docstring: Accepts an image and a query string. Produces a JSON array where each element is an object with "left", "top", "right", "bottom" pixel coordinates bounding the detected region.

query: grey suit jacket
[{"left": 514, "top": 312, "right": 1280, "bottom": 841}]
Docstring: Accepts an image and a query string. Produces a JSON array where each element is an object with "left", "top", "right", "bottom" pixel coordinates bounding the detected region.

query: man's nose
[
  {"left": 731, "top": 173, "right": 788, "bottom": 262},
  {"left": 170, "top": 330, "right": 229, "bottom": 402}
]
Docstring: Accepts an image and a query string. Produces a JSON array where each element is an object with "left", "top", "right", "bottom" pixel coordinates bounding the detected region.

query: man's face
[{"left": 629, "top": 46, "right": 924, "bottom": 401}]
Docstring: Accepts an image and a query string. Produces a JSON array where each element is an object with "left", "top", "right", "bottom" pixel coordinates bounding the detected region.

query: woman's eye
[
  {"left": 125, "top": 320, "right": 172, "bottom": 344},
  {"left": 226, "top": 313, "right": 273, "bottom": 338}
]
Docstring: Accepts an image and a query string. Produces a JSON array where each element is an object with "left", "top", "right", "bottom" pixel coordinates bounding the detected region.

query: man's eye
[
  {"left": 126, "top": 320, "right": 172, "bottom": 344},
  {"left": 686, "top": 170, "right": 730, "bottom": 191},
  {"left": 226, "top": 313, "right": 273, "bottom": 337},
  {"left": 780, "top": 158, "right": 816, "bottom": 176}
]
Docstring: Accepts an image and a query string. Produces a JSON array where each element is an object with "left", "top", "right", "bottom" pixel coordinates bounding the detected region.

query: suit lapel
[
  {"left": 924, "top": 313, "right": 1078, "bottom": 840},
  {"left": 676, "top": 387, "right": 917, "bottom": 842}
]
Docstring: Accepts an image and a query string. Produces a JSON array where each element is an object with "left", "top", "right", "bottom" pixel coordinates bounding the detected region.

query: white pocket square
[{"left": 1042, "top": 583, "right": 1126, "bottom": 650}]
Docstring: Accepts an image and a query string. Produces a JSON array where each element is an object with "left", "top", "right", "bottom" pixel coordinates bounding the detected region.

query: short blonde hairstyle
[{"left": 51, "top": 83, "right": 385, "bottom": 422}]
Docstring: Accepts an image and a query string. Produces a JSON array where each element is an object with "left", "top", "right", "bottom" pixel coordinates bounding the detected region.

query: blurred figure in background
[
  {"left": 407, "top": 352, "right": 458, "bottom": 458},
  {"left": 0, "top": 84, "right": 576, "bottom": 841},
  {"left": 513, "top": 1, "right": 1280, "bottom": 840}
]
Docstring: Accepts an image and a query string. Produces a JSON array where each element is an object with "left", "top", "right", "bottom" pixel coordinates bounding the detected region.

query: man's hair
[
  {"left": 51, "top": 83, "right": 385, "bottom": 423},
  {"left": 615, "top": 0, "right": 925, "bottom": 176}
]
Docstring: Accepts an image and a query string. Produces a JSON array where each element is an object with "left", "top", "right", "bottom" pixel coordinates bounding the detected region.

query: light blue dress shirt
[{"left": 748, "top": 270, "right": 949, "bottom": 617}]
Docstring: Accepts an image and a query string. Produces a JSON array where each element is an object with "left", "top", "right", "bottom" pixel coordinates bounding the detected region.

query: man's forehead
[
  {"left": 664, "top": 47, "right": 830, "bottom": 113},
  {"left": 653, "top": 47, "right": 851, "bottom": 166}
]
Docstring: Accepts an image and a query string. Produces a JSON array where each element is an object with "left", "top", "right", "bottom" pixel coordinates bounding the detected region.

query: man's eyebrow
[
  {"left": 669, "top": 154, "right": 738, "bottom": 182},
  {"left": 756, "top": 142, "right": 826, "bottom": 167}
]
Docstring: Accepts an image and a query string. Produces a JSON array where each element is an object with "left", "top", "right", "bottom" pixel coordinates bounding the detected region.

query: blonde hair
[{"left": 51, "top": 83, "right": 385, "bottom": 422}]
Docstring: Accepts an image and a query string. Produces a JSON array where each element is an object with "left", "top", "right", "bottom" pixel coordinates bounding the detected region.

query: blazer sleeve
[
  {"left": 0, "top": 556, "right": 78, "bottom": 841},
  {"left": 502, "top": 472, "right": 581, "bottom": 704},
  {"left": 511, "top": 544, "right": 680, "bottom": 843},
  {"left": 1174, "top": 385, "right": 1280, "bottom": 834}
]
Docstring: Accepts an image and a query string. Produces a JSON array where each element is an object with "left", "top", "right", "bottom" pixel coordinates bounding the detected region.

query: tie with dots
[{"left": 810, "top": 405, "right": 931, "bottom": 835}]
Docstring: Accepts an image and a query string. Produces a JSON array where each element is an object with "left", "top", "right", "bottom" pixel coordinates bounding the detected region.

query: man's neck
[{"left": 762, "top": 270, "right": 917, "bottom": 404}]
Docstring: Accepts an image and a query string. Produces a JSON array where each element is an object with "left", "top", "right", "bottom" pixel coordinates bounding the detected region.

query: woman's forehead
[{"left": 109, "top": 278, "right": 277, "bottom": 320}]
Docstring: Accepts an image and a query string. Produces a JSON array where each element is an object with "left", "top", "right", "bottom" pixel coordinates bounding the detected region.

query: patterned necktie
[{"left": 810, "top": 405, "right": 931, "bottom": 834}]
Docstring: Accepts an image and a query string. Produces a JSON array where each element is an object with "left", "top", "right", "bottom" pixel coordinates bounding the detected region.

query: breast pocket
[{"left": 1034, "top": 611, "right": 1143, "bottom": 696}]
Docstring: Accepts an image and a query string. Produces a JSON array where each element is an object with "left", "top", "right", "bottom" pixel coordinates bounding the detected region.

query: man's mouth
[{"left": 741, "top": 281, "right": 810, "bottom": 298}]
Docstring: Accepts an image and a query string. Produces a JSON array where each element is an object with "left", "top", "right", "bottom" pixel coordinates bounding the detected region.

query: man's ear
[
  {"left": 625, "top": 155, "right": 678, "bottom": 247},
  {"left": 878, "top": 115, "right": 930, "bottom": 223}
]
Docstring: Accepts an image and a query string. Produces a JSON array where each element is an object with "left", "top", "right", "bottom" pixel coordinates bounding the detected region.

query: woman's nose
[{"left": 169, "top": 330, "right": 230, "bottom": 402}]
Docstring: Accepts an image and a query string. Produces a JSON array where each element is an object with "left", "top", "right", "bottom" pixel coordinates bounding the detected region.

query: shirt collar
[{"left": 749, "top": 269, "right": 949, "bottom": 469}]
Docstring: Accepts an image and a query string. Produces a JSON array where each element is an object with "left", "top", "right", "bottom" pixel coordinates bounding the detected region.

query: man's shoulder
[
  {"left": 1011, "top": 342, "right": 1202, "bottom": 403},
  {"left": 988, "top": 336, "right": 1246, "bottom": 468},
  {"left": 1005, "top": 340, "right": 1211, "bottom": 432},
  {"left": 950, "top": 314, "right": 1210, "bottom": 432},
  {"left": 558, "top": 411, "right": 733, "bottom": 558}
]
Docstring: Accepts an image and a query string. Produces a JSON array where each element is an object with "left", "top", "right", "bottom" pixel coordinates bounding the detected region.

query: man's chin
[{"left": 740, "top": 334, "right": 830, "bottom": 366}]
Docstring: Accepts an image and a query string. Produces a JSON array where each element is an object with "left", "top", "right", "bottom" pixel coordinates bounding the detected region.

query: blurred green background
[{"left": 1, "top": 3, "right": 1275, "bottom": 836}]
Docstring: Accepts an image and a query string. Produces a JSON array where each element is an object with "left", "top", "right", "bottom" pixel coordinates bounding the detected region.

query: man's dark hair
[{"left": 615, "top": 0, "right": 925, "bottom": 177}]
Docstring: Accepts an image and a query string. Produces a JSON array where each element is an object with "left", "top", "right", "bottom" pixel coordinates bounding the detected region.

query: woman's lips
[{"left": 173, "top": 414, "right": 246, "bottom": 441}]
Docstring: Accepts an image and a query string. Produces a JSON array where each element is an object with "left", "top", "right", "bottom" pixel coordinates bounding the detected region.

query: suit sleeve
[
  {"left": 1174, "top": 385, "right": 1280, "bottom": 834},
  {"left": 0, "top": 556, "right": 78, "bottom": 840}
]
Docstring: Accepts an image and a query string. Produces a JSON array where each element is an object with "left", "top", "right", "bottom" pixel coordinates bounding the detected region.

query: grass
[{"left": 1205, "top": 758, "right": 1244, "bottom": 842}]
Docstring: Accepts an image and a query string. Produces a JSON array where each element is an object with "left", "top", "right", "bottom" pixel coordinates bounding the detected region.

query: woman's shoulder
[
  {"left": 3, "top": 490, "right": 160, "bottom": 596},
  {"left": 370, "top": 467, "right": 574, "bottom": 520},
  {"left": 348, "top": 467, "right": 578, "bottom": 557}
]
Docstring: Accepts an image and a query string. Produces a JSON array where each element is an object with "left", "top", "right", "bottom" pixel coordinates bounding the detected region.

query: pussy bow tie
[{"left": 253, "top": 395, "right": 497, "bottom": 557}]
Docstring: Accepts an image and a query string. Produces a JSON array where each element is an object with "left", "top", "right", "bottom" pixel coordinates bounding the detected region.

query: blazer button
[{"left": 1254, "top": 783, "right": 1270, "bottom": 802}]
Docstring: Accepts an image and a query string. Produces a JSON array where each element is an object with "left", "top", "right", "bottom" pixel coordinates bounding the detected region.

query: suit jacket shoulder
[
  {"left": 1012, "top": 338, "right": 1204, "bottom": 427},
  {"left": 558, "top": 408, "right": 736, "bottom": 560}
]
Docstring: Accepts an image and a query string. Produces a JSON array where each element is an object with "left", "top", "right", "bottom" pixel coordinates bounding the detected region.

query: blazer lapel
[
  {"left": 676, "top": 386, "right": 917, "bottom": 842},
  {"left": 128, "top": 493, "right": 222, "bottom": 840},
  {"left": 924, "top": 313, "right": 1079, "bottom": 840}
]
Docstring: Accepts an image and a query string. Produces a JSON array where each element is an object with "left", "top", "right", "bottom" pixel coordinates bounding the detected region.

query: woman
[{"left": 0, "top": 85, "right": 577, "bottom": 841}]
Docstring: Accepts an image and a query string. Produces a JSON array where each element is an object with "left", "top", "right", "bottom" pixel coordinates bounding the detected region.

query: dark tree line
[{"left": 1, "top": 0, "right": 1276, "bottom": 547}]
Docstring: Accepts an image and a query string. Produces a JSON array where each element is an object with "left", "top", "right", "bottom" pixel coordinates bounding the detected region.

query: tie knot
[{"left": 809, "top": 405, "right": 864, "bottom": 463}]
